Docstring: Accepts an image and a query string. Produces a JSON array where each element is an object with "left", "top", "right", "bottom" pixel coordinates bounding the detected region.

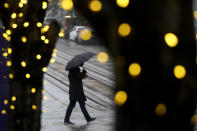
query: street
[{"left": 41, "top": 39, "right": 116, "bottom": 131}]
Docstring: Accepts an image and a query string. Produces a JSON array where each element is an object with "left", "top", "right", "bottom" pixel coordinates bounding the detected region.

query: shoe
[
  {"left": 87, "top": 118, "right": 96, "bottom": 123},
  {"left": 64, "top": 120, "right": 75, "bottom": 125}
]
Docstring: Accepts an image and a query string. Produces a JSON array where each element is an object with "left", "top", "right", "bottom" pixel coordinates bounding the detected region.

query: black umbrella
[{"left": 66, "top": 52, "right": 95, "bottom": 70}]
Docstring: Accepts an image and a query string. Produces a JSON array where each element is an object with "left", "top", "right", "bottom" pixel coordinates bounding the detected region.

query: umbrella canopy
[{"left": 66, "top": 52, "right": 95, "bottom": 70}]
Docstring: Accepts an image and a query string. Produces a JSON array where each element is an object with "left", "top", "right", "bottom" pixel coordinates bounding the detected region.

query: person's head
[{"left": 79, "top": 63, "right": 84, "bottom": 67}]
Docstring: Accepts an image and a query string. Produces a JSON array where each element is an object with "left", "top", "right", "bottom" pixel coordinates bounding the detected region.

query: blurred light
[
  {"left": 6, "top": 61, "right": 12, "bottom": 67},
  {"left": 42, "top": 2, "right": 47, "bottom": 9},
  {"left": 9, "top": 73, "right": 14, "bottom": 79},
  {"left": 116, "top": 0, "right": 130, "bottom": 8},
  {"left": 191, "top": 114, "right": 197, "bottom": 125},
  {"left": 114, "top": 91, "right": 127, "bottom": 106},
  {"left": 8, "top": 48, "right": 12, "bottom": 54},
  {"left": 52, "top": 53, "right": 56, "bottom": 57},
  {"left": 42, "top": 67, "right": 47, "bottom": 72},
  {"left": 36, "top": 54, "right": 41, "bottom": 60},
  {"left": 194, "top": 10, "right": 197, "bottom": 20},
  {"left": 12, "top": 23, "right": 18, "bottom": 29},
  {"left": 4, "top": 3, "right": 9, "bottom": 8},
  {"left": 3, "top": 33, "right": 8, "bottom": 39},
  {"left": 19, "top": 2, "right": 24, "bottom": 8},
  {"left": 1, "top": 110, "right": 6, "bottom": 114},
  {"left": 26, "top": 73, "right": 30, "bottom": 79},
  {"left": 18, "top": 13, "right": 23, "bottom": 17},
  {"left": 155, "top": 104, "right": 167, "bottom": 116},
  {"left": 118, "top": 23, "right": 131, "bottom": 37},
  {"left": 21, "top": 0, "right": 28, "bottom": 4},
  {"left": 10, "top": 105, "right": 15, "bottom": 110},
  {"left": 21, "top": 36, "right": 27, "bottom": 43},
  {"left": 42, "top": 109, "right": 46, "bottom": 113},
  {"left": 65, "top": 15, "right": 71, "bottom": 18},
  {"left": 11, "top": 13, "right": 17, "bottom": 19},
  {"left": 23, "top": 22, "right": 29, "bottom": 27},
  {"left": 6, "top": 29, "right": 12, "bottom": 35},
  {"left": 43, "top": 96, "right": 48, "bottom": 100},
  {"left": 11, "top": 96, "right": 16, "bottom": 101},
  {"left": 3, "top": 52, "right": 8, "bottom": 57},
  {"left": 50, "top": 58, "right": 55, "bottom": 63},
  {"left": 61, "top": 0, "right": 73, "bottom": 11},
  {"left": 97, "top": 52, "right": 109, "bottom": 63},
  {"left": 41, "top": 25, "right": 50, "bottom": 33},
  {"left": 59, "top": 29, "right": 64, "bottom": 37},
  {"left": 4, "top": 99, "right": 8, "bottom": 105},
  {"left": 44, "top": 39, "right": 49, "bottom": 44},
  {"left": 129, "top": 63, "right": 141, "bottom": 77},
  {"left": 174, "top": 65, "right": 186, "bottom": 79},
  {"left": 89, "top": 0, "right": 102, "bottom": 12},
  {"left": 53, "top": 48, "right": 57, "bottom": 52},
  {"left": 37, "top": 22, "right": 42, "bottom": 27},
  {"left": 196, "top": 33, "right": 197, "bottom": 40},
  {"left": 43, "top": 81, "right": 46, "bottom": 85},
  {"left": 164, "top": 33, "right": 178, "bottom": 47},
  {"left": 80, "top": 29, "right": 92, "bottom": 40},
  {"left": 31, "top": 88, "right": 36, "bottom": 93},
  {"left": 32, "top": 105, "right": 37, "bottom": 110},
  {"left": 41, "top": 35, "right": 46, "bottom": 40},
  {"left": 21, "top": 61, "right": 27, "bottom": 67}
]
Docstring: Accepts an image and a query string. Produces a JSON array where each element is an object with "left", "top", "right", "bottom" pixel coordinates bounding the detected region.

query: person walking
[{"left": 64, "top": 63, "right": 96, "bottom": 124}]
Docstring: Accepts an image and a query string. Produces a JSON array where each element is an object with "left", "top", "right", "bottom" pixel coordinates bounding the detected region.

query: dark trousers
[{"left": 64, "top": 100, "right": 91, "bottom": 122}]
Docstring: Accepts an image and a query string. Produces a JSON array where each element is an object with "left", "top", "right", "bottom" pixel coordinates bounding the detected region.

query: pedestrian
[{"left": 64, "top": 63, "right": 96, "bottom": 124}]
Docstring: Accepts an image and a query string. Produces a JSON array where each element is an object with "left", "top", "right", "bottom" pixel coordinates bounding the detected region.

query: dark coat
[{"left": 68, "top": 67, "right": 87, "bottom": 101}]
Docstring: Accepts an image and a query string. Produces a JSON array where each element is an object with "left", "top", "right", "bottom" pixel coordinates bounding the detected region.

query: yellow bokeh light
[
  {"left": 114, "top": 91, "right": 127, "bottom": 106},
  {"left": 32, "top": 105, "right": 37, "bottom": 110},
  {"left": 191, "top": 114, "right": 197, "bottom": 125},
  {"left": 50, "top": 58, "right": 55, "bottom": 63},
  {"left": 129, "top": 63, "right": 141, "bottom": 77},
  {"left": 11, "top": 13, "right": 17, "bottom": 19},
  {"left": 21, "top": 36, "right": 27, "bottom": 43},
  {"left": 37, "top": 22, "right": 42, "bottom": 27},
  {"left": 174, "top": 65, "right": 186, "bottom": 79},
  {"left": 53, "top": 48, "right": 57, "bottom": 52},
  {"left": 42, "top": 109, "right": 46, "bottom": 113},
  {"left": 11, "top": 96, "right": 16, "bottom": 101},
  {"left": 18, "top": 13, "right": 23, "bottom": 17},
  {"left": 59, "top": 30, "right": 64, "bottom": 37},
  {"left": 4, "top": 3, "right": 9, "bottom": 8},
  {"left": 19, "top": 2, "right": 24, "bottom": 8},
  {"left": 118, "top": 23, "right": 131, "bottom": 37},
  {"left": 44, "top": 39, "right": 49, "bottom": 44},
  {"left": 52, "top": 53, "right": 56, "bottom": 57},
  {"left": 23, "top": 22, "right": 29, "bottom": 27},
  {"left": 41, "top": 25, "right": 50, "bottom": 33},
  {"left": 42, "top": 67, "right": 47, "bottom": 72},
  {"left": 26, "top": 73, "right": 31, "bottom": 79},
  {"left": 1, "top": 110, "right": 6, "bottom": 114},
  {"left": 10, "top": 105, "right": 15, "bottom": 110},
  {"left": 43, "top": 96, "right": 48, "bottom": 100},
  {"left": 116, "top": 0, "right": 130, "bottom": 8},
  {"left": 89, "top": 0, "right": 102, "bottom": 12},
  {"left": 3, "top": 33, "right": 8, "bottom": 39},
  {"left": 164, "top": 33, "right": 178, "bottom": 47},
  {"left": 6, "top": 29, "right": 12, "bottom": 35},
  {"left": 36, "top": 54, "right": 41, "bottom": 60},
  {"left": 42, "top": 2, "right": 48, "bottom": 9},
  {"left": 4, "top": 99, "right": 8, "bottom": 105},
  {"left": 97, "top": 52, "right": 109, "bottom": 63},
  {"left": 6, "top": 61, "right": 12, "bottom": 67},
  {"left": 80, "top": 29, "right": 92, "bottom": 40},
  {"left": 9, "top": 73, "right": 14, "bottom": 79},
  {"left": 41, "top": 35, "right": 46, "bottom": 40},
  {"left": 155, "top": 104, "right": 167, "bottom": 116},
  {"left": 21, "top": 0, "right": 28, "bottom": 4},
  {"left": 3, "top": 52, "right": 8, "bottom": 57},
  {"left": 31, "top": 88, "right": 36, "bottom": 93},
  {"left": 194, "top": 10, "right": 197, "bottom": 20},
  {"left": 8, "top": 48, "right": 12, "bottom": 54},
  {"left": 21, "top": 61, "right": 27, "bottom": 67},
  {"left": 12, "top": 23, "right": 18, "bottom": 29},
  {"left": 61, "top": 0, "right": 73, "bottom": 11}
]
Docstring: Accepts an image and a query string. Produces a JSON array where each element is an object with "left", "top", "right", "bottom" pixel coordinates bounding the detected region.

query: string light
[
  {"left": 36, "top": 54, "right": 41, "bottom": 60},
  {"left": 42, "top": 2, "right": 47, "bottom": 9},
  {"left": 114, "top": 91, "right": 128, "bottom": 106},
  {"left": 21, "top": 0, "right": 28, "bottom": 4},
  {"left": 41, "top": 35, "right": 46, "bottom": 41},
  {"left": 19, "top": 2, "right": 24, "bottom": 8},
  {"left": 21, "top": 61, "right": 27, "bottom": 67},
  {"left": 50, "top": 58, "right": 55, "bottom": 63},
  {"left": 61, "top": 0, "right": 73, "bottom": 11},
  {"left": 21, "top": 36, "right": 27, "bottom": 43},
  {"left": 37, "top": 22, "right": 42, "bottom": 27},
  {"left": 10, "top": 105, "right": 15, "bottom": 110},
  {"left": 26, "top": 73, "right": 31, "bottom": 79},
  {"left": 191, "top": 114, "right": 197, "bottom": 125},
  {"left": 118, "top": 23, "right": 131, "bottom": 37},
  {"left": 155, "top": 103, "right": 167, "bottom": 116},
  {"left": 43, "top": 96, "right": 48, "bottom": 100},
  {"left": 18, "top": 13, "right": 23, "bottom": 17},
  {"left": 32, "top": 105, "right": 37, "bottom": 110},
  {"left": 42, "top": 67, "right": 47, "bottom": 72},
  {"left": 8, "top": 48, "right": 12, "bottom": 54},
  {"left": 3, "top": 52, "right": 8, "bottom": 57},
  {"left": 9, "top": 73, "right": 14, "bottom": 79},
  {"left": 4, "top": 3, "right": 9, "bottom": 8},
  {"left": 97, "top": 52, "right": 109, "bottom": 63},
  {"left": 42, "top": 109, "right": 46, "bottom": 113},
  {"left": 31, "top": 88, "right": 36, "bottom": 93},
  {"left": 194, "top": 10, "right": 197, "bottom": 20},
  {"left": 173, "top": 65, "right": 186, "bottom": 79},
  {"left": 23, "top": 22, "right": 29, "bottom": 27},
  {"left": 116, "top": 0, "right": 130, "bottom": 8},
  {"left": 129, "top": 63, "right": 141, "bottom": 77},
  {"left": 6, "top": 61, "right": 12, "bottom": 67},
  {"left": 44, "top": 39, "right": 49, "bottom": 44},
  {"left": 1, "top": 110, "right": 6, "bottom": 114},
  {"left": 164, "top": 33, "right": 178, "bottom": 47},
  {"left": 80, "top": 29, "right": 92, "bottom": 40},
  {"left": 6, "top": 29, "right": 12, "bottom": 35},
  {"left": 52, "top": 53, "right": 56, "bottom": 57},
  {"left": 41, "top": 25, "right": 50, "bottom": 33},
  {"left": 59, "top": 29, "right": 64, "bottom": 37},
  {"left": 11, "top": 96, "right": 16, "bottom": 101},
  {"left": 89, "top": 0, "right": 102, "bottom": 12},
  {"left": 12, "top": 23, "right": 18, "bottom": 29},
  {"left": 4, "top": 99, "right": 8, "bottom": 105},
  {"left": 11, "top": 13, "right": 17, "bottom": 19}
]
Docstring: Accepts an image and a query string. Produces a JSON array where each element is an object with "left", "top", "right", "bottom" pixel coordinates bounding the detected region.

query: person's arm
[{"left": 81, "top": 69, "right": 88, "bottom": 79}]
